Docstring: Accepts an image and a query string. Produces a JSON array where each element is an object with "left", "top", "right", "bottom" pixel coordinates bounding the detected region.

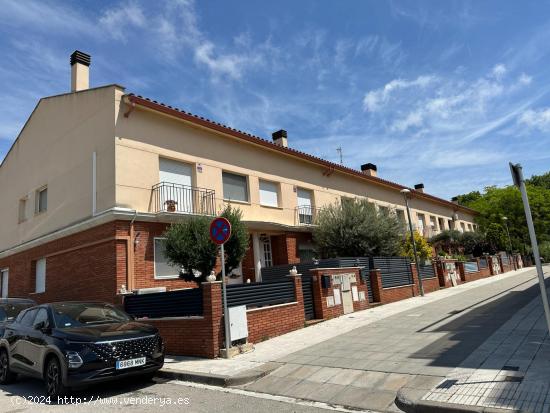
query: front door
[
  {"left": 341, "top": 274, "right": 354, "bottom": 314},
  {"left": 159, "top": 158, "right": 193, "bottom": 213}
]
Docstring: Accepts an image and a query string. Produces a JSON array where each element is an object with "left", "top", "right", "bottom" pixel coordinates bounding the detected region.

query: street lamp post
[
  {"left": 401, "top": 189, "right": 425, "bottom": 297},
  {"left": 502, "top": 216, "right": 516, "bottom": 270}
]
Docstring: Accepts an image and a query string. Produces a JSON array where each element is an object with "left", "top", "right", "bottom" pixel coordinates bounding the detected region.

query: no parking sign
[{"left": 209, "top": 217, "right": 232, "bottom": 245}]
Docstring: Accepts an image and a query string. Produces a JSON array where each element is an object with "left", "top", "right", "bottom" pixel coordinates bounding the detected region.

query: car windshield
[
  {"left": 0, "top": 303, "right": 34, "bottom": 322},
  {"left": 51, "top": 303, "right": 131, "bottom": 328}
]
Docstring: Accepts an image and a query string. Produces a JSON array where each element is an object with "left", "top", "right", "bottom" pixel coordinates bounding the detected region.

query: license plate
[{"left": 116, "top": 357, "right": 146, "bottom": 370}]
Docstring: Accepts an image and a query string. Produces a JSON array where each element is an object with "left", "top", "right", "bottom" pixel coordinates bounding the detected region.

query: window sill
[
  {"left": 223, "top": 199, "right": 251, "bottom": 205},
  {"left": 154, "top": 275, "right": 180, "bottom": 280},
  {"left": 260, "top": 204, "right": 283, "bottom": 210},
  {"left": 29, "top": 292, "right": 45, "bottom": 295}
]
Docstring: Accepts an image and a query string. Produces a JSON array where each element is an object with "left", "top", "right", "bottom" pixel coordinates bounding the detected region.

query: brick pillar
[
  {"left": 201, "top": 281, "right": 223, "bottom": 358},
  {"left": 310, "top": 269, "right": 325, "bottom": 319},
  {"left": 456, "top": 262, "right": 466, "bottom": 282},
  {"left": 369, "top": 269, "right": 382, "bottom": 303},
  {"left": 288, "top": 273, "right": 305, "bottom": 326},
  {"left": 410, "top": 262, "right": 420, "bottom": 296},
  {"left": 488, "top": 256, "right": 495, "bottom": 275},
  {"left": 435, "top": 260, "right": 446, "bottom": 288}
]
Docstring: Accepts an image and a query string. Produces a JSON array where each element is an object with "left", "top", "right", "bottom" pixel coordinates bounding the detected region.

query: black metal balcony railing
[
  {"left": 152, "top": 182, "right": 216, "bottom": 216},
  {"left": 296, "top": 205, "right": 320, "bottom": 225}
]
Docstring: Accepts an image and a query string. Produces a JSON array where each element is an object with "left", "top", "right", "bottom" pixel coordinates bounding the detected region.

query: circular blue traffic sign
[{"left": 210, "top": 217, "right": 232, "bottom": 245}]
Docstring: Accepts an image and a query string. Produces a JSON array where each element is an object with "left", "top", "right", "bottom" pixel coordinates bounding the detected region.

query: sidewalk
[
  {"left": 159, "top": 267, "right": 534, "bottom": 387},
  {"left": 397, "top": 272, "right": 550, "bottom": 413}
]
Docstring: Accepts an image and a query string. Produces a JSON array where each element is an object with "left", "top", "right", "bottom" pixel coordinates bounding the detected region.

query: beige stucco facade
[{"left": 0, "top": 82, "right": 476, "bottom": 256}]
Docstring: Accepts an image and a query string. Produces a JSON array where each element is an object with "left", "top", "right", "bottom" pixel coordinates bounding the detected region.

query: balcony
[
  {"left": 296, "top": 206, "right": 321, "bottom": 226},
  {"left": 152, "top": 182, "right": 216, "bottom": 216}
]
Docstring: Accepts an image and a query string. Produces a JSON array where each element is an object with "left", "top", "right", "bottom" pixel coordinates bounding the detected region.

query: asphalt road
[{"left": 0, "top": 375, "right": 355, "bottom": 413}]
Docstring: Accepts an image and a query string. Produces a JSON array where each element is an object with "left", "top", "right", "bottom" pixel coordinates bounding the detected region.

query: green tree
[
  {"left": 485, "top": 223, "right": 507, "bottom": 254},
  {"left": 459, "top": 231, "right": 487, "bottom": 256},
  {"left": 456, "top": 182, "right": 550, "bottom": 254},
  {"left": 313, "top": 199, "right": 403, "bottom": 258},
  {"left": 429, "top": 230, "right": 462, "bottom": 255},
  {"left": 454, "top": 191, "right": 482, "bottom": 206},
  {"left": 400, "top": 230, "right": 433, "bottom": 261},
  {"left": 526, "top": 171, "right": 550, "bottom": 189},
  {"left": 163, "top": 216, "right": 218, "bottom": 283},
  {"left": 220, "top": 205, "right": 249, "bottom": 275}
]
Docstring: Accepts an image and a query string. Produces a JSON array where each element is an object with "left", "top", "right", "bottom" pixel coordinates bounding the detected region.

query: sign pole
[
  {"left": 510, "top": 163, "right": 550, "bottom": 334},
  {"left": 221, "top": 242, "right": 231, "bottom": 358},
  {"left": 209, "top": 217, "right": 233, "bottom": 359}
]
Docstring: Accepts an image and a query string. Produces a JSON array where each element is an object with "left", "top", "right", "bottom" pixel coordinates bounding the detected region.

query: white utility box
[{"left": 228, "top": 305, "right": 248, "bottom": 341}]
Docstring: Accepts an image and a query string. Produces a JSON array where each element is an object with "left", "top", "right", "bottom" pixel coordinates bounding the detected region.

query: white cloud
[
  {"left": 491, "top": 63, "right": 507, "bottom": 80},
  {"left": 99, "top": 2, "right": 146, "bottom": 42},
  {"left": 391, "top": 110, "right": 423, "bottom": 132},
  {"left": 518, "top": 73, "right": 532, "bottom": 85},
  {"left": 518, "top": 108, "right": 550, "bottom": 131},
  {"left": 363, "top": 75, "right": 436, "bottom": 112}
]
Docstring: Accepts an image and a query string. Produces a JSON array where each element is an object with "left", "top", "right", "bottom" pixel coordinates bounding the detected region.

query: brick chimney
[
  {"left": 414, "top": 183, "right": 424, "bottom": 193},
  {"left": 360, "top": 163, "right": 377, "bottom": 177},
  {"left": 272, "top": 130, "right": 288, "bottom": 147},
  {"left": 70, "top": 50, "right": 91, "bottom": 92}
]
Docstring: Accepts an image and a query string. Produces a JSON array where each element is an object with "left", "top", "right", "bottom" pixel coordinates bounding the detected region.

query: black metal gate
[{"left": 301, "top": 274, "right": 315, "bottom": 320}]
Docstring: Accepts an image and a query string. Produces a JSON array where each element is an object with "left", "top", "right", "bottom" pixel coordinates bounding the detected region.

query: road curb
[
  {"left": 395, "top": 388, "right": 521, "bottom": 413},
  {"left": 156, "top": 362, "right": 281, "bottom": 387}
]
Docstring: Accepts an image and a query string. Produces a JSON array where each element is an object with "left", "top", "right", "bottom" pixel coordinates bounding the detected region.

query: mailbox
[{"left": 321, "top": 274, "right": 332, "bottom": 289}]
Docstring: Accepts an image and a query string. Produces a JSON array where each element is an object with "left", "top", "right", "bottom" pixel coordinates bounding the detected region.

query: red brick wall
[
  {"left": 241, "top": 235, "right": 256, "bottom": 282},
  {"left": 246, "top": 276, "right": 305, "bottom": 343},
  {"left": 310, "top": 268, "right": 367, "bottom": 320},
  {"left": 0, "top": 222, "right": 121, "bottom": 304},
  {"left": 141, "top": 282, "right": 223, "bottom": 358},
  {"left": 422, "top": 276, "right": 441, "bottom": 294}
]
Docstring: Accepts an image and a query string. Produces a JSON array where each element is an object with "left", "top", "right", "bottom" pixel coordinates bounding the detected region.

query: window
[
  {"left": 378, "top": 205, "right": 389, "bottom": 215},
  {"left": 396, "top": 209, "right": 406, "bottom": 223},
  {"left": 33, "top": 308, "right": 50, "bottom": 329},
  {"left": 0, "top": 269, "right": 8, "bottom": 299},
  {"left": 259, "top": 180, "right": 279, "bottom": 207},
  {"left": 222, "top": 172, "right": 248, "bottom": 202},
  {"left": 438, "top": 217, "right": 445, "bottom": 231},
  {"left": 35, "top": 258, "right": 46, "bottom": 293},
  {"left": 448, "top": 219, "right": 453, "bottom": 230},
  {"left": 36, "top": 187, "right": 47, "bottom": 214},
  {"left": 417, "top": 214, "right": 426, "bottom": 234},
  {"left": 154, "top": 238, "right": 180, "bottom": 279},
  {"left": 460, "top": 222, "right": 466, "bottom": 232},
  {"left": 20, "top": 309, "right": 38, "bottom": 328},
  {"left": 18, "top": 197, "right": 27, "bottom": 222}
]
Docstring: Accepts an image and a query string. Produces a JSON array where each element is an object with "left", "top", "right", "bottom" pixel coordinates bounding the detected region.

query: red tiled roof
[{"left": 124, "top": 93, "right": 477, "bottom": 215}]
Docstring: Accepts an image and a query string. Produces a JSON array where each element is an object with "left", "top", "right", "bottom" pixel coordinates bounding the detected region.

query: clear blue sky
[{"left": 1, "top": 0, "right": 550, "bottom": 199}]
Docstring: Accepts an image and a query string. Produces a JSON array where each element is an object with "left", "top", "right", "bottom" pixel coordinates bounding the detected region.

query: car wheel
[
  {"left": 45, "top": 357, "right": 68, "bottom": 398},
  {"left": 0, "top": 350, "right": 16, "bottom": 384}
]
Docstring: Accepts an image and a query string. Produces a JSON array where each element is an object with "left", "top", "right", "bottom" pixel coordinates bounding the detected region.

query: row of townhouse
[{"left": 0, "top": 51, "right": 477, "bottom": 304}]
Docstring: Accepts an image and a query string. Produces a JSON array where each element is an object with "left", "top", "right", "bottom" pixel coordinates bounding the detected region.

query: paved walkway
[
  {"left": 163, "top": 268, "right": 533, "bottom": 378},
  {"left": 238, "top": 268, "right": 545, "bottom": 412},
  {"left": 418, "top": 281, "right": 550, "bottom": 412}
]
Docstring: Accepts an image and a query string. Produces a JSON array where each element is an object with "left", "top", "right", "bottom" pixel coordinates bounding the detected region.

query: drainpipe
[
  {"left": 92, "top": 151, "right": 97, "bottom": 216},
  {"left": 127, "top": 210, "right": 138, "bottom": 292}
]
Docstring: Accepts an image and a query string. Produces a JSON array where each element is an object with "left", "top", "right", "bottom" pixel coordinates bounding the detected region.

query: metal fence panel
[
  {"left": 227, "top": 278, "right": 296, "bottom": 308},
  {"left": 373, "top": 257, "right": 413, "bottom": 288},
  {"left": 479, "top": 258, "right": 488, "bottom": 269},
  {"left": 501, "top": 254, "right": 510, "bottom": 265},
  {"left": 464, "top": 261, "right": 479, "bottom": 273},
  {"left": 124, "top": 288, "right": 203, "bottom": 319},
  {"left": 419, "top": 263, "right": 436, "bottom": 279}
]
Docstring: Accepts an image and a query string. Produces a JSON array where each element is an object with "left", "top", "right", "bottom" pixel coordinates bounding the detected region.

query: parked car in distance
[
  {"left": 0, "top": 302, "right": 164, "bottom": 398},
  {"left": 0, "top": 298, "right": 36, "bottom": 323}
]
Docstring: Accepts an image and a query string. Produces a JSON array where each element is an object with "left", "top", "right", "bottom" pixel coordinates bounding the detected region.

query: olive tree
[{"left": 313, "top": 199, "right": 403, "bottom": 258}]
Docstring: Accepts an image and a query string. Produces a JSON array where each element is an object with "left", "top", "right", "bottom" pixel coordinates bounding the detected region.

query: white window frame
[
  {"left": 259, "top": 179, "right": 280, "bottom": 208},
  {"left": 260, "top": 234, "right": 273, "bottom": 268},
  {"left": 153, "top": 237, "right": 180, "bottom": 280},
  {"left": 0, "top": 268, "right": 8, "bottom": 299},
  {"left": 222, "top": 171, "right": 249, "bottom": 203},
  {"left": 417, "top": 214, "right": 426, "bottom": 233},
  {"left": 36, "top": 186, "right": 47, "bottom": 214},
  {"left": 35, "top": 258, "right": 46, "bottom": 294}
]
